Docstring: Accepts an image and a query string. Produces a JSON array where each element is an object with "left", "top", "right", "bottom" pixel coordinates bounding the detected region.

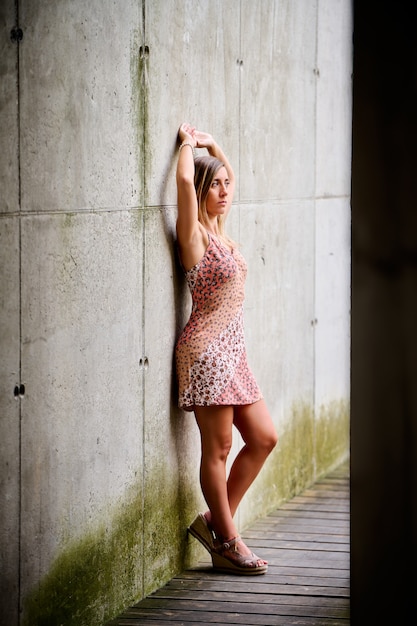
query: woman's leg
[
  {"left": 194, "top": 405, "right": 237, "bottom": 541},
  {"left": 194, "top": 403, "right": 274, "bottom": 564},
  {"left": 228, "top": 399, "right": 278, "bottom": 517}
]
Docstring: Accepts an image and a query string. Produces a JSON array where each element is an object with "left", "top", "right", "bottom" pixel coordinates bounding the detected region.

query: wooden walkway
[{"left": 106, "top": 463, "right": 350, "bottom": 625}]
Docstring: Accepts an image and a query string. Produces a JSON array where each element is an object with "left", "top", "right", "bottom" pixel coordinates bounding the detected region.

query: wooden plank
[
  {"left": 163, "top": 582, "right": 350, "bottom": 598},
  {"left": 299, "top": 488, "right": 349, "bottom": 498},
  {"left": 243, "top": 531, "right": 349, "bottom": 544},
  {"left": 172, "top": 567, "right": 349, "bottom": 585},
  {"left": 179, "top": 577, "right": 351, "bottom": 594},
  {"left": 247, "top": 534, "right": 349, "bottom": 544},
  {"left": 107, "top": 617, "right": 348, "bottom": 626},
  {"left": 248, "top": 522, "right": 349, "bottom": 535},
  {"left": 112, "top": 607, "right": 349, "bottom": 625},
  {"left": 128, "top": 598, "right": 350, "bottom": 619},
  {"left": 184, "top": 571, "right": 350, "bottom": 585},
  {"left": 115, "top": 609, "right": 349, "bottom": 625},
  {"left": 267, "top": 510, "right": 349, "bottom": 522},
  {"left": 151, "top": 588, "right": 349, "bottom": 607}
]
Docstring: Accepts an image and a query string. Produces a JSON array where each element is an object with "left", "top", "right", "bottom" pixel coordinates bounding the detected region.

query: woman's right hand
[{"left": 178, "top": 122, "right": 197, "bottom": 146}]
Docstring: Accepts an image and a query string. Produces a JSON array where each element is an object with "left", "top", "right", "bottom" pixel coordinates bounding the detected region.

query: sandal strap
[{"left": 219, "top": 535, "right": 241, "bottom": 551}]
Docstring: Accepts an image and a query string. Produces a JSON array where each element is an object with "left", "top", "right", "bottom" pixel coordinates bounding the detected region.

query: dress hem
[{"left": 179, "top": 395, "right": 263, "bottom": 413}]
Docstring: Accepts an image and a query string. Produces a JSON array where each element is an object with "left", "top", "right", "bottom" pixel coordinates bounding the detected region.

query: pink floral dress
[{"left": 176, "top": 232, "right": 262, "bottom": 411}]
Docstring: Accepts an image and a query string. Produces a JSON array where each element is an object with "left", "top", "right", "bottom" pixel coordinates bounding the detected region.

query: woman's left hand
[{"left": 194, "top": 130, "right": 215, "bottom": 150}]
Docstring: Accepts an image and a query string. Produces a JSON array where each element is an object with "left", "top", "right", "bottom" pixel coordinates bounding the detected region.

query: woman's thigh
[
  {"left": 233, "top": 400, "right": 278, "bottom": 449},
  {"left": 194, "top": 405, "right": 235, "bottom": 456}
]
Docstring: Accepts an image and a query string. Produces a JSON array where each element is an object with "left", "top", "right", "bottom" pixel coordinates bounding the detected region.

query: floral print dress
[{"left": 176, "top": 232, "right": 262, "bottom": 411}]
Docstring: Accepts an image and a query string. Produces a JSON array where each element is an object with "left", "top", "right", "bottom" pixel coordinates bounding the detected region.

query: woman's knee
[
  {"left": 264, "top": 427, "right": 279, "bottom": 453},
  {"left": 250, "top": 420, "right": 277, "bottom": 454},
  {"left": 219, "top": 439, "right": 233, "bottom": 461},
  {"left": 207, "top": 432, "right": 233, "bottom": 461},
  {"left": 195, "top": 406, "right": 234, "bottom": 460},
  {"left": 235, "top": 401, "right": 278, "bottom": 448},
  {"left": 201, "top": 441, "right": 232, "bottom": 467}
]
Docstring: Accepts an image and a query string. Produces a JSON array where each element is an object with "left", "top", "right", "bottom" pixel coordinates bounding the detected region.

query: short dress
[{"left": 175, "top": 232, "right": 263, "bottom": 411}]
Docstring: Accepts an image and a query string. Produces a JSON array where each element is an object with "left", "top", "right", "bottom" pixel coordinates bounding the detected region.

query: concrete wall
[{"left": 0, "top": 1, "right": 352, "bottom": 624}]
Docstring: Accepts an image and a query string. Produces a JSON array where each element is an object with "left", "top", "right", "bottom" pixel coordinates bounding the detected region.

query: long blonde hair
[{"left": 194, "top": 156, "right": 235, "bottom": 246}]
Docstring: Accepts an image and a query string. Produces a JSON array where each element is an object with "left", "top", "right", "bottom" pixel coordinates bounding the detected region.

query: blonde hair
[{"left": 194, "top": 156, "right": 234, "bottom": 246}]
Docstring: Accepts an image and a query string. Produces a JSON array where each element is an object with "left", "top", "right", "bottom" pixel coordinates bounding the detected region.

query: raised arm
[
  {"left": 176, "top": 123, "right": 199, "bottom": 247},
  {"left": 176, "top": 123, "right": 235, "bottom": 270}
]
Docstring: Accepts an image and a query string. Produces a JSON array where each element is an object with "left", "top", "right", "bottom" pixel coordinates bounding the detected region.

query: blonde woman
[{"left": 175, "top": 123, "right": 278, "bottom": 575}]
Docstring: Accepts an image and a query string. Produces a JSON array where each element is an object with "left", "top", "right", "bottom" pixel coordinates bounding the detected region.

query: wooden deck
[{"left": 106, "top": 463, "right": 350, "bottom": 625}]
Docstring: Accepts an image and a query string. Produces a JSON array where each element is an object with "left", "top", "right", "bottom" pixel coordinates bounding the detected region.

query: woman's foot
[
  {"left": 211, "top": 535, "right": 268, "bottom": 575},
  {"left": 204, "top": 511, "right": 267, "bottom": 566}
]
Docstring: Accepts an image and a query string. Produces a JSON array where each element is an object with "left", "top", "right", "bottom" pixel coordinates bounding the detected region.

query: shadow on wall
[{"left": 159, "top": 135, "right": 199, "bottom": 546}]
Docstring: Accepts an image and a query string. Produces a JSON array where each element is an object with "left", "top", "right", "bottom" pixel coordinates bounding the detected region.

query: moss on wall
[
  {"left": 315, "top": 399, "right": 350, "bottom": 476},
  {"left": 22, "top": 461, "right": 204, "bottom": 626},
  {"left": 141, "top": 467, "right": 203, "bottom": 596},
  {"left": 23, "top": 491, "right": 143, "bottom": 626},
  {"left": 280, "top": 401, "right": 316, "bottom": 495}
]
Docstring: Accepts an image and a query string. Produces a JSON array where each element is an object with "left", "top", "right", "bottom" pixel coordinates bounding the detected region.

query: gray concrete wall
[{"left": 0, "top": 1, "right": 352, "bottom": 624}]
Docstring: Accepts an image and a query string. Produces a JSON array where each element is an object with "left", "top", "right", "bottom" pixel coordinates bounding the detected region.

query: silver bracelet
[{"left": 179, "top": 141, "right": 196, "bottom": 156}]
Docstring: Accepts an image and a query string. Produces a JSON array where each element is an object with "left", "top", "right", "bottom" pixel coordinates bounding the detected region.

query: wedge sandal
[
  {"left": 211, "top": 535, "right": 268, "bottom": 575},
  {"left": 188, "top": 513, "right": 215, "bottom": 553}
]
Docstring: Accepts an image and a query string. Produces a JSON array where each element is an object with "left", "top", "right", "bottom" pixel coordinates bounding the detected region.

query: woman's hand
[
  {"left": 178, "top": 123, "right": 216, "bottom": 151},
  {"left": 178, "top": 122, "right": 197, "bottom": 147},
  {"left": 193, "top": 130, "right": 215, "bottom": 150}
]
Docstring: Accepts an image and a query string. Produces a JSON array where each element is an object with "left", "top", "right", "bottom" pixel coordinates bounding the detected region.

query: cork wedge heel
[{"left": 188, "top": 513, "right": 215, "bottom": 553}]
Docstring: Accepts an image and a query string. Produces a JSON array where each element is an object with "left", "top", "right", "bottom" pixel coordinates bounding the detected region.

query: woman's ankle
[{"left": 204, "top": 510, "right": 239, "bottom": 542}]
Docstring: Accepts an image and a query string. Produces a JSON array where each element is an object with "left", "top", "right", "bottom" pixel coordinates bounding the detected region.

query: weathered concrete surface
[
  {"left": 240, "top": 0, "right": 317, "bottom": 201},
  {"left": 314, "top": 0, "right": 352, "bottom": 478},
  {"left": 0, "top": 4, "right": 21, "bottom": 624},
  {"left": 19, "top": 212, "right": 144, "bottom": 610},
  {"left": 0, "top": 1, "right": 352, "bottom": 624},
  {"left": 0, "top": 1, "right": 19, "bottom": 213},
  {"left": 0, "top": 219, "right": 20, "bottom": 625},
  {"left": 18, "top": 0, "right": 142, "bottom": 213}
]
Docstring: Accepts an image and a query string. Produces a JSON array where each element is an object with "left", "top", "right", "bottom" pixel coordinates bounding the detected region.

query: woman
[{"left": 175, "top": 122, "right": 278, "bottom": 575}]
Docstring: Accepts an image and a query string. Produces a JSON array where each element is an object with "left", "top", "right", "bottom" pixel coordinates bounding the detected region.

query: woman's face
[{"left": 205, "top": 166, "right": 231, "bottom": 217}]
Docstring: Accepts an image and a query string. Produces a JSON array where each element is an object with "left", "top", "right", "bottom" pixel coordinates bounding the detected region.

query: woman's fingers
[{"left": 179, "top": 122, "right": 196, "bottom": 143}]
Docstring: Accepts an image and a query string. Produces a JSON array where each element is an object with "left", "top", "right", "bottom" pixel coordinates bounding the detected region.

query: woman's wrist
[
  {"left": 206, "top": 140, "right": 218, "bottom": 155},
  {"left": 179, "top": 141, "right": 196, "bottom": 156}
]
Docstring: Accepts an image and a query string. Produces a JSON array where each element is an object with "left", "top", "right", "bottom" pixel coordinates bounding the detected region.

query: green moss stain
[
  {"left": 280, "top": 401, "right": 316, "bottom": 494},
  {"left": 23, "top": 490, "right": 143, "bottom": 626},
  {"left": 141, "top": 459, "right": 203, "bottom": 597},
  {"left": 22, "top": 456, "right": 203, "bottom": 626},
  {"left": 315, "top": 398, "right": 350, "bottom": 476}
]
